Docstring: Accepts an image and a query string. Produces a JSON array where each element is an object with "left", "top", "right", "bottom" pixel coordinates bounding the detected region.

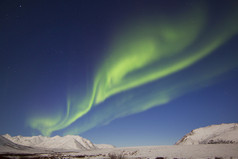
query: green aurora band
[{"left": 28, "top": 3, "right": 238, "bottom": 136}]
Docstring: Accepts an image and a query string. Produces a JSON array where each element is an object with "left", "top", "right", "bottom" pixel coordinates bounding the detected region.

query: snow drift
[{"left": 176, "top": 123, "right": 238, "bottom": 145}]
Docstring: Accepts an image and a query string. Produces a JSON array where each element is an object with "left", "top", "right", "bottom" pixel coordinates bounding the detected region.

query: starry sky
[{"left": 1, "top": 0, "right": 238, "bottom": 147}]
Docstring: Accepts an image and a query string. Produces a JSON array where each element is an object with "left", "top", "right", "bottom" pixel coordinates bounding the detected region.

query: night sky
[{"left": 1, "top": 0, "right": 238, "bottom": 147}]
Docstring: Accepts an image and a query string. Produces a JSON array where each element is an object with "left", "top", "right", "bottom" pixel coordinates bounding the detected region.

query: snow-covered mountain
[
  {"left": 176, "top": 123, "right": 238, "bottom": 145},
  {"left": 3, "top": 134, "right": 98, "bottom": 150},
  {"left": 0, "top": 135, "right": 32, "bottom": 151}
]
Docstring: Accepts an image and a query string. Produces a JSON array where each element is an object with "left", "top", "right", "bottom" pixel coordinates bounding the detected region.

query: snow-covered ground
[
  {"left": 176, "top": 123, "right": 238, "bottom": 145},
  {"left": 1, "top": 143, "right": 238, "bottom": 159},
  {"left": 77, "top": 144, "right": 238, "bottom": 159},
  {"left": 1, "top": 123, "right": 238, "bottom": 158}
]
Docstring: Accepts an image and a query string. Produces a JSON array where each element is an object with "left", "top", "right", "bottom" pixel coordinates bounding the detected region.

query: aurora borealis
[{"left": 1, "top": 0, "right": 238, "bottom": 146}]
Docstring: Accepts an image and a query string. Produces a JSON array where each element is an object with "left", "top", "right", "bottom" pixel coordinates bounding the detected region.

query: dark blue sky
[{"left": 0, "top": 0, "right": 238, "bottom": 147}]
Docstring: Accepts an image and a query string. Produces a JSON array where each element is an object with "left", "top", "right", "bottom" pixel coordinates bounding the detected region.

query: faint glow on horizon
[{"left": 28, "top": 2, "right": 238, "bottom": 136}]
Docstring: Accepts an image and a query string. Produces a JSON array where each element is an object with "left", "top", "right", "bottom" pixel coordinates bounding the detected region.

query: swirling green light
[{"left": 28, "top": 3, "right": 238, "bottom": 136}]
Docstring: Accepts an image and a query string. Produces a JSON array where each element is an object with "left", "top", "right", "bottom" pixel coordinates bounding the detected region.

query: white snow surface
[
  {"left": 0, "top": 135, "right": 49, "bottom": 154},
  {"left": 3, "top": 134, "right": 99, "bottom": 150},
  {"left": 1, "top": 139, "right": 238, "bottom": 158},
  {"left": 95, "top": 144, "right": 115, "bottom": 149},
  {"left": 95, "top": 144, "right": 238, "bottom": 159},
  {"left": 176, "top": 123, "right": 238, "bottom": 145},
  {"left": 0, "top": 135, "right": 31, "bottom": 151},
  {"left": 1, "top": 122, "right": 238, "bottom": 158}
]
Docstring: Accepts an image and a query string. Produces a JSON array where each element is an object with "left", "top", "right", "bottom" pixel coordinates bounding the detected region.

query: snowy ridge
[
  {"left": 0, "top": 135, "right": 32, "bottom": 151},
  {"left": 176, "top": 123, "right": 238, "bottom": 145},
  {"left": 3, "top": 134, "right": 98, "bottom": 150},
  {"left": 95, "top": 144, "right": 115, "bottom": 149}
]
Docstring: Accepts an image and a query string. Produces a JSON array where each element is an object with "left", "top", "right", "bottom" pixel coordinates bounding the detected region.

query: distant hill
[
  {"left": 3, "top": 134, "right": 114, "bottom": 150},
  {"left": 0, "top": 135, "right": 41, "bottom": 154},
  {"left": 176, "top": 123, "right": 238, "bottom": 145},
  {"left": 95, "top": 144, "right": 115, "bottom": 149},
  {"left": 0, "top": 135, "right": 31, "bottom": 151}
]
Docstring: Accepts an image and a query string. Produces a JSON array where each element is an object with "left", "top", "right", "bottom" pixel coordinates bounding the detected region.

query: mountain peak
[{"left": 3, "top": 134, "right": 11, "bottom": 138}]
